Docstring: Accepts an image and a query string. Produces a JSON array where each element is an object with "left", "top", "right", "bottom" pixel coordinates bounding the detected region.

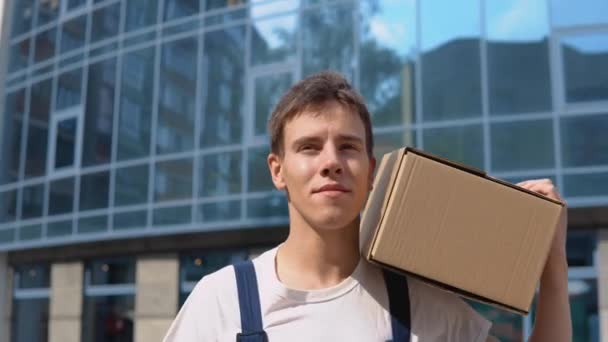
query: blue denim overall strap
[
  {"left": 234, "top": 261, "right": 268, "bottom": 342},
  {"left": 383, "top": 269, "right": 411, "bottom": 342}
]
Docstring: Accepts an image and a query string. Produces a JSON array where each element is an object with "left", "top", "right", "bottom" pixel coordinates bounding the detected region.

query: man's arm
[{"left": 517, "top": 179, "right": 572, "bottom": 342}]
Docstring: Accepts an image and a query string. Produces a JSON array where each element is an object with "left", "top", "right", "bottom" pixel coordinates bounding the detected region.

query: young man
[{"left": 164, "top": 72, "right": 571, "bottom": 341}]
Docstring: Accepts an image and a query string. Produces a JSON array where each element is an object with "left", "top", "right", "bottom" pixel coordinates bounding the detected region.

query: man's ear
[
  {"left": 368, "top": 156, "right": 376, "bottom": 191},
  {"left": 268, "top": 152, "right": 286, "bottom": 190}
]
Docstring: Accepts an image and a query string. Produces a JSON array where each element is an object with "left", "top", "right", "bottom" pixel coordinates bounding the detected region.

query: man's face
[{"left": 268, "top": 101, "right": 376, "bottom": 231}]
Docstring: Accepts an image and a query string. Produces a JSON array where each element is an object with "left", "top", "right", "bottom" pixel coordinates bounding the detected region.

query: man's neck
[{"left": 276, "top": 213, "right": 361, "bottom": 290}]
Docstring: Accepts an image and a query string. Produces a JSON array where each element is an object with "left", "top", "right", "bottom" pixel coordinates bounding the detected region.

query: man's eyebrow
[
  {"left": 336, "top": 134, "right": 365, "bottom": 145},
  {"left": 291, "top": 136, "right": 323, "bottom": 147}
]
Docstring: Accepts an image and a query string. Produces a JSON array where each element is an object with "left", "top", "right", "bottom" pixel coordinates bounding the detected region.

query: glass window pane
[
  {"left": 201, "top": 26, "right": 246, "bottom": 147},
  {"left": 11, "top": 298, "right": 49, "bottom": 342},
  {"left": 423, "top": 124, "right": 484, "bottom": 170},
  {"left": 153, "top": 205, "right": 191, "bottom": 226},
  {"left": 117, "top": 47, "right": 155, "bottom": 161},
  {"left": 181, "top": 250, "right": 247, "bottom": 283},
  {"left": 0, "top": 190, "right": 17, "bottom": 223},
  {"left": 373, "top": 130, "right": 417, "bottom": 161},
  {"left": 197, "top": 200, "right": 241, "bottom": 222},
  {"left": 25, "top": 79, "right": 52, "bottom": 178},
  {"left": 54, "top": 117, "right": 77, "bottom": 169},
  {"left": 199, "top": 152, "right": 241, "bottom": 197},
  {"left": 551, "top": 0, "right": 608, "bottom": 27},
  {"left": 61, "top": 14, "right": 87, "bottom": 54},
  {"left": 83, "top": 58, "right": 116, "bottom": 167},
  {"left": 486, "top": 0, "right": 551, "bottom": 115},
  {"left": 78, "top": 215, "right": 108, "bottom": 234},
  {"left": 80, "top": 171, "right": 110, "bottom": 210},
  {"left": 49, "top": 177, "right": 75, "bottom": 215},
  {"left": 114, "top": 164, "right": 149, "bottom": 206},
  {"left": 247, "top": 146, "right": 273, "bottom": 192},
  {"left": 491, "top": 120, "right": 554, "bottom": 172},
  {"left": 33, "top": 27, "right": 57, "bottom": 64},
  {"left": 47, "top": 220, "right": 72, "bottom": 237},
  {"left": 15, "top": 264, "right": 51, "bottom": 288},
  {"left": 0, "top": 228, "right": 15, "bottom": 244},
  {"left": 154, "top": 158, "right": 193, "bottom": 202},
  {"left": 205, "top": 0, "right": 246, "bottom": 11},
  {"left": 91, "top": 3, "right": 121, "bottom": 43},
  {"left": 561, "top": 34, "right": 608, "bottom": 104},
  {"left": 360, "top": 0, "right": 416, "bottom": 127},
  {"left": 22, "top": 183, "right": 44, "bottom": 219},
  {"left": 568, "top": 279, "right": 599, "bottom": 342},
  {"left": 251, "top": 14, "right": 297, "bottom": 66},
  {"left": 254, "top": 72, "right": 292, "bottom": 137},
  {"left": 55, "top": 68, "right": 83, "bottom": 111},
  {"left": 89, "top": 258, "right": 135, "bottom": 285},
  {"left": 246, "top": 192, "right": 288, "bottom": 219},
  {"left": 81, "top": 295, "right": 134, "bottom": 342},
  {"left": 561, "top": 114, "right": 608, "bottom": 167},
  {"left": 11, "top": 0, "right": 34, "bottom": 37},
  {"left": 113, "top": 210, "right": 147, "bottom": 230},
  {"left": 421, "top": 0, "right": 481, "bottom": 121},
  {"left": 564, "top": 172, "right": 608, "bottom": 198},
  {"left": 67, "top": 0, "right": 87, "bottom": 11},
  {"left": 9, "top": 39, "right": 31, "bottom": 73},
  {"left": 566, "top": 231, "right": 597, "bottom": 267},
  {"left": 302, "top": 4, "right": 355, "bottom": 78},
  {"left": 125, "top": 0, "right": 159, "bottom": 32},
  {"left": 1, "top": 89, "right": 26, "bottom": 185},
  {"left": 164, "top": 0, "right": 199, "bottom": 21},
  {"left": 20, "top": 224, "right": 43, "bottom": 241},
  {"left": 37, "top": 0, "right": 60, "bottom": 27},
  {"left": 157, "top": 37, "right": 197, "bottom": 155}
]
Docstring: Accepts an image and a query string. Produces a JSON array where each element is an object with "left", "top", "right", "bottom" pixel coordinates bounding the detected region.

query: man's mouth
[{"left": 313, "top": 184, "right": 350, "bottom": 194}]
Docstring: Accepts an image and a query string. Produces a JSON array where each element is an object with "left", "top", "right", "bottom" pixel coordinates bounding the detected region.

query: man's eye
[
  {"left": 341, "top": 144, "right": 358, "bottom": 151},
  {"left": 300, "top": 144, "right": 315, "bottom": 151}
]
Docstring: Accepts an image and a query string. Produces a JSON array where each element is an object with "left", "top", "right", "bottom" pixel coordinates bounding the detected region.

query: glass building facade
[{"left": 0, "top": 0, "right": 606, "bottom": 341}]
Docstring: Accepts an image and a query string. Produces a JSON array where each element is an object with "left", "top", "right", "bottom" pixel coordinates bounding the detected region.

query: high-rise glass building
[{"left": 0, "top": 0, "right": 606, "bottom": 341}]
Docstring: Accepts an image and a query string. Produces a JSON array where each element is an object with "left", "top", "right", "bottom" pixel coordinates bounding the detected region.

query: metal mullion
[
  {"left": 191, "top": 16, "right": 205, "bottom": 223},
  {"left": 199, "top": 144, "right": 243, "bottom": 156},
  {"left": 563, "top": 165, "right": 608, "bottom": 175},
  {"left": 492, "top": 168, "right": 558, "bottom": 180},
  {"left": 196, "top": 193, "right": 243, "bottom": 205},
  {"left": 85, "top": 284, "right": 136, "bottom": 297},
  {"left": 479, "top": 0, "right": 490, "bottom": 173},
  {"left": 13, "top": 288, "right": 50, "bottom": 300},
  {"left": 414, "top": 0, "right": 423, "bottom": 148},
  {"left": 488, "top": 112, "right": 554, "bottom": 123},
  {"left": 15, "top": 84, "right": 32, "bottom": 226},
  {"left": 241, "top": 13, "right": 253, "bottom": 221},
  {"left": 112, "top": 203, "right": 150, "bottom": 214},
  {"left": 418, "top": 117, "right": 484, "bottom": 130}
]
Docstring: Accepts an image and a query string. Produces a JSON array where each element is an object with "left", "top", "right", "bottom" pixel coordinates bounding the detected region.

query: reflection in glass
[
  {"left": 9, "top": 39, "right": 31, "bottom": 73},
  {"left": 373, "top": 130, "right": 416, "bottom": 160},
  {"left": 11, "top": 298, "right": 49, "bottom": 342},
  {"left": 34, "top": 27, "right": 57, "bottom": 64},
  {"left": 15, "top": 264, "right": 51, "bottom": 288},
  {"left": 78, "top": 215, "right": 108, "bottom": 234},
  {"left": 89, "top": 258, "right": 135, "bottom": 285},
  {"left": 551, "top": 0, "right": 608, "bottom": 28},
  {"left": 84, "top": 58, "right": 116, "bottom": 167},
  {"left": 251, "top": 14, "right": 297, "bottom": 66},
  {"left": 247, "top": 146, "right": 274, "bottom": 192},
  {"left": 153, "top": 205, "right": 191, "bottom": 226},
  {"left": 562, "top": 34, "right": 608, "bottom": 103},
  {"left": 561, "top": 114, "right": 608, "bottom": 167},
  {"left": 470, "top": 301, "right": 523, "bottom": 341},
  {"left": 61, "top": 14, "right": 87, "bottom": 54},
  {"left": 491, "top": 120, "right": 554, "bottom": 172},
  {"left": 1, "top": 89, "right": 26, "bottom": 185},
  {"left": 113, "top": 210, "right": 147, "bottom": 230},
  {"left": 37, "top": 0, "right": 60, "bottom": 27},
  {"left": 302, "top": 4, "right": 354, "bottom": 78},
  {"left": 25, "top": 79, "right": 52, "bottom": 178},
  {"left": 423, "top": 124, "right": 484, "bottom": 170},
  {"left": 197, "top": 200, "right": 241, "bottom": 222},
  {"left": 47, "top": 220, "right": 73, "bottom": 237},
  {"left": 22, "top": 183, "right": 44, "bottom": 219},
  {"left": 564, "top": 172, "right": 608, "bottom": 198},
  {"left": 117, "top": 47, "right": 155, "bottom": 161},
  {"left": 0, "top": 190, "right": 18, "bottom": 223},
  {"left": 54, "top": 117, "right": 77, "bottom": 169},
  {"left": 157, "top": 37, "right": 197, "bottom": 155},
  {"left": 360, "top": 0, "right": 416, "bottom": 127},
  {"left": 115, "top": 164, "right": 149, "bottom": 206},
  {"left": 206, "top": 0, "right": 246, "bottom": 11},
  {"left": 20, "top": 224, "right": 43, "bottom": 241},
  {"left": 164, "top": 0, "right": 199, "bottom": 21},
  {"left": 68, "top": 0, "right": 87, "bottom": 11},
  {"left": 247, "top": 192, "right": 288, "bottom": 219},
  {"left": 82, "top": 295, "right": 134, "bottom": 342},
  {"left": 201, "top": 27, "right": 246, "bottom": 147},
  {"left": 125, "top": 0, "right": 159, "bottom": 32},
  {"left": 486, "top": 0, "right": 551, "bottom": 115},
  {"left": 254, "top": 72, "right": 292, "bottom": 136},
  {"left": 199, "top": 152, "right": 241, "bottom": 197},
  {"left": 55, "top": 68, "right": 82, "bottom": 111},
  {"left": 91, "top": 3, "right": 121, "bottom": 43},
  {"left": 11, "top": 0, "right": 34, "bottom": 37},
  {"left": 421, "top": 0, "right": 481, "bottom": 121},
  {"left": 49, "top": 177, "right": 75, "bottom": 215},
  {"left": 154, "top": 158, "right": 193, "bottom": 202},
  {"left": 80, "top": 171, "right": 110, "bottom": 210}
]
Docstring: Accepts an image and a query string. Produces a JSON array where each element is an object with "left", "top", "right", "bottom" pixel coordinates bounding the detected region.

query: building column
[
  {"left": 598, "top": 230, "right": 608, "bottom": 341},
  {"left": 0, "top": 254, "right": 12, "bottom": 342},
  {"left": 134, "top": 254, "right": 179, "bottom": 342},
  {"left": 49, "top": 262, "right": 83, "bottom": 342}
]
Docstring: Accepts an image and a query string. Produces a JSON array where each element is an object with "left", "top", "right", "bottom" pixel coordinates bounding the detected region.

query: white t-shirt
[{"left": 164, "top": 247, "right": 491, "bottom": 342}]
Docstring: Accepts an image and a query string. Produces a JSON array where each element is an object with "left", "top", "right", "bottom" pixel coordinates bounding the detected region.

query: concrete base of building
[
  {"left": 0, "top": 253, "right": 11, "bottom": 342},
  {"left": 49, "top": 262, "right": 83, "bottom": 342}
]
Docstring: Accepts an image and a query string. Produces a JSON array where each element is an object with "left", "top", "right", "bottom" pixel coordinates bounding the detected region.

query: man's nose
[{"left": 320, "top": 146, "right": 343, "bottom": 177}]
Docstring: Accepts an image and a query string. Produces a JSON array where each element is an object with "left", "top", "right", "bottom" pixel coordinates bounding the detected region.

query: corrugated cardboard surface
[{"left": 361, "top": 148, "right": 564, "bottom": 314}]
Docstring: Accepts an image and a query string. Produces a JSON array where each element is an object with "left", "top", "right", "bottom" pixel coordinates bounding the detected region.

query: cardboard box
[{"left": 360, "top": 147, "right": 564, "bottom": 314}]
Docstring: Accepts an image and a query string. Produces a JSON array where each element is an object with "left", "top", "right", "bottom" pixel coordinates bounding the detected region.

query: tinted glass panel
[
  {"left": 164, "top": 0, "right": 199, "bottom": 21},
  {"left": 83, "top": 58, "right": 116, "bottom": 167},
  {"left": 114, "top": 164, "right": 149, "bottom": 206},
  {"left": 302, "top": 4, "right": 354, "bottom": 78},
  {"left": 246, "top": 192, "right": 288, "bottom": 219},
  {"left": 247, "top": 146, "right": 273, "bottom": 192},
  {"left": 205, "top": 0, "right": 246, "bottom": 11},
  {"left": 78, "top": 215, "right": 108, "bottom": 234},
  {"left": 197, "top": 200, "right": 241, "bottom": 222},
  {"left": 254, "top": 72, "right": 292, "bottom": 136},
  {"left": 61, "top": 14, "right": 87, "bottom": 54},
  {"left": 201, "top": 27, "right": 246, "bottom": 147},
  {"left": 9, "top": 39, "right": 31, "bottom": 73},
  {"left": 181, "top": 250, "right": 248, "bottom": 283},
  {"left": 491, "top": 120, "right": 554, "bottom": 172},
  {"left": 487, "top": 0, "right": 551, "bottom": 115},
  {"left": 423, "top": 124, "right": 484, "bottom": 170},
  {"left": 22, "top": 183, "right": 44, "bottom": 219},
  {"left": 125, "top": 0, "right": 159, "bottom": 32},
  {"left": 89, "top": 258, "right": 136, "bottom": 285},
  {"left": 154, "top": 158, "right": 193, "bottom": 201},
  {"left": 16, "top": 264, "right": 51, "bottom": 288},
  {"left": 0, "top": 190, "right": 18, "bottom": 223},
  {"left": 37, "top": 0, "right": 59, "bottom": 27},
  {"left": 199, "top": 152, "right": 241, "bottom": 197},
  {"left": 54, "top": 117, "right": 77, "bottom": 169},
  {"left": 55, "top": 68, "right": 82, "bottom": 111},
  {"left": 421, "top": 0, "right": 481, "bottom": 121},
  {"left": 373, "top": 130, "right": 417, "bottom": 160},
  {"left": 11, "top": 298, "right": 49, "bottom": 342},
  {"left": 562, "top": 34, "right": 608, "bottom": 103},
  {"left": 25, "top": 79, "right": 52, "bottom": 178},
  {"left": 1, "top": 89, "right": 26, "bottom": 185},
  {"left": 568, "top": 279, "right": 599, "bottom": 342},
  {"left": 49, "top": 177, "right": 75, "bottom": 215},
  {"left": 153, "top": 205, "right": 191, "bottom": 226},
  {"left": 11, "top": 0, "right": 34, "bottom": 37},
  {"left": 157, "top": 37, "right": 197, "bottom": 155},
  {"left": 20, "top": 224, "right": 43, "bottom": 241},
  {"left": 80, "top": 171, "right": 110, "bottom": 210},
  {"left": 117, "top": 47, "right": 155, "bottom": 160},
  {"left": 564, "top": 172, "right": 608, "bottom": 198},
  {"left": 33, "top": 27, "right": 57, "bottom": 64},
  {"left": 113, "top": 210, "right": 147, "bottom": 230},
  {"left": 251, "top": 14, "right": 297, "bottom": 66},
  {"left": 67, "top": 0, "right": 87, "bottom": 11},
  {"left": 81, "top": 295, "right": 134, "bottom": 342},
  {"left": 91, "top": 3, "right": 121, "bottom": 43},
  {"left": 47, "top": 220, "right": 72, "bottom": 237},
  {"left": 551, "top": 0, "right": 608, "bottom": 27},
  {"left": 561, "top": 114, "right": 608, "bottom": 167}
]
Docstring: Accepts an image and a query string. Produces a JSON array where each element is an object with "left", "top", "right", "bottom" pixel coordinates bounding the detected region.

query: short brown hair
[{"left": 268, "top": 71, "right": 374, "bottom": 157}]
